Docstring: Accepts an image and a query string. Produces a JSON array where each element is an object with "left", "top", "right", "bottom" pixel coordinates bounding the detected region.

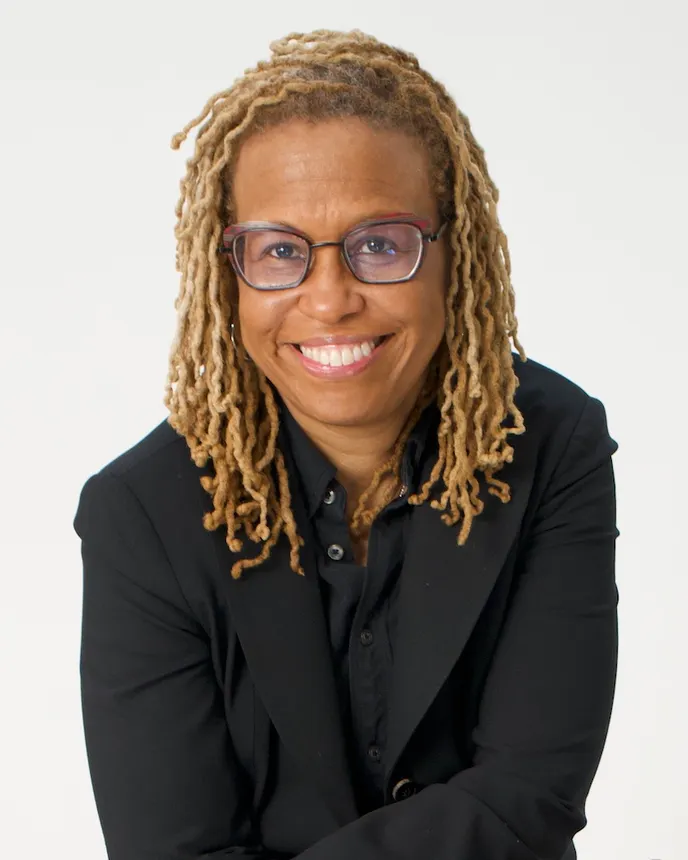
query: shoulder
[
  {"left": 512, "top": 353, "right": 590, "bottom": 422},
  {"left": 508, "top": 355, "right": 618, "bottom": 517},
  {"left": 95, "top": 417, "right": 190, "bottom": 483},
  {"left": 73, "top": 418, "right": 219, "bottom": 628},
  {"left": 511, "top": 352, "right": 615, "bottom": 451},
  {"left": 73, "top": 417, "right": 208, "bottom": 541}
]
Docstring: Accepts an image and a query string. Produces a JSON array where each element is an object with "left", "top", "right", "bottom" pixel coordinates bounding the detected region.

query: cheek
[
  {"left": 429, "top": 252, "right": 451, "bottom": 344},
  {"left": 413, "top": 279, "right": 447, "bottom": 350},
  {"left": 237, "top": 287, "right": 283, "bottom": 350}
]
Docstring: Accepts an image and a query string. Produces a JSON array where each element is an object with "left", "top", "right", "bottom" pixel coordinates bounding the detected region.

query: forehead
[{"left": 231, "top": 117, "right": 436, "bottom": 224}]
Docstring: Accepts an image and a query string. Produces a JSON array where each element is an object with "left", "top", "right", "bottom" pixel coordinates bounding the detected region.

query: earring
[{"left": 230, "top": 322, "right": 252, "bottom": 361}]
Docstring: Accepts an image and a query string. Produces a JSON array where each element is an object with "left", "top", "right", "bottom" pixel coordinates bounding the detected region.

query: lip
[{"left": 287, "top": 335, "right": 391, "bottom": 379}]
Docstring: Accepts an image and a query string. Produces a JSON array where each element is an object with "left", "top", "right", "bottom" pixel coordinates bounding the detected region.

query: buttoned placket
[
  {"left": 345, "top": 479, "right": 414, "bottom": 801},
  {"left": 278, "top": 397, "right": 437, "bottom": 811}
]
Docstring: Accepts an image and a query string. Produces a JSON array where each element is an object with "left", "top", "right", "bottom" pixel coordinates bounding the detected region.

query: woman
[{"left": 74, "top": 28, "right": 619, "bottom": 860}]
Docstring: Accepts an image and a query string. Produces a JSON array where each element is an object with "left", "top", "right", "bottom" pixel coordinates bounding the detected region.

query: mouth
[
  {"left": 286, "top": 334, "right": 392, "bottom": 378},
  {"left": 293, "top": 335, "right": 389, "bottom": 367}
]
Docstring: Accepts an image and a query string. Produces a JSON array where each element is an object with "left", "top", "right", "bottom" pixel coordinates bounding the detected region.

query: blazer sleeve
[
  {"left": 75, "top": 470, "right": 287, "bottom": 860},
  {"left": 291, "top": 394, "right": 620, "bottom": 860}
]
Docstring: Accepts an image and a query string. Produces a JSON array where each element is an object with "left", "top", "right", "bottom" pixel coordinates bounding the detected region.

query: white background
[{"left": 1, "top": 1, "right": 686, "bottom": 858}]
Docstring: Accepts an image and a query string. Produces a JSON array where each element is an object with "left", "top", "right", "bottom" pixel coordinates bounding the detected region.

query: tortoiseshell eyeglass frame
[{"left": 217, "top": 212, "right": 447, "bottom": 290}]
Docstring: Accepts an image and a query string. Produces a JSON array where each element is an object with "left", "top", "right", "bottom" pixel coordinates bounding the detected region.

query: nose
[{"left": 297, "top": 245, "right": 365, "bottom": 324}]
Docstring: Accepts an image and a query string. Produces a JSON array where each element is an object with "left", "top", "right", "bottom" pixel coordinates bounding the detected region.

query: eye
[
  {"left": 264, "top": 242, "right": 306, "bottom": 260},
  {"left": 352, "top": 235, "right": 398, "bottom": 256}
]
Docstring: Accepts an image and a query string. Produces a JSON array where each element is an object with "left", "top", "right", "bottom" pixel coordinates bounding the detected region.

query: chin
[
  {"left": 309, "top": 405, "right": 380, "bottom": 428},
  {"left": 288, "top": 384, "right": 408, "bottom": 428}
]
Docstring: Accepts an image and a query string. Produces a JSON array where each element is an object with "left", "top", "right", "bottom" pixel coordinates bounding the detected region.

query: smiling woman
[
  {"left": 74, "top": 28, "right": 619, "bottom": 860},
  {"left": 228, "top": 123, "right": 453, "bottom": 554}
]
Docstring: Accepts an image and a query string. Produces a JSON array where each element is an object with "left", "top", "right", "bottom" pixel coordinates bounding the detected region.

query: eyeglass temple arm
[{"left": 427, "top": 221, "right": 448, "bottom": 241}]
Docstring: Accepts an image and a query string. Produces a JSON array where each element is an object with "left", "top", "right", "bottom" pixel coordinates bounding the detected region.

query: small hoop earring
[{"left": 230, "top": 322, "right": 252, "bottom": 361}]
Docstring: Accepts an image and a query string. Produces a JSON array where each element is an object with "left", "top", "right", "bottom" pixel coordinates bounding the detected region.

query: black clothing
[
  {"left": 279, "top": 402, "right": 439, "bottom": 812},
  {"left": 74, "top": 354, "right": 619, "bottom": 860}
]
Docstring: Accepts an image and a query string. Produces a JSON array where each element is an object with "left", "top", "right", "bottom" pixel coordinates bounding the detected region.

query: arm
[
  {"left": 76, "top": 471, "right": 286, "bottom": 860},
  {"left": 292, "top": 394, "right": 619, "bottom": 860}
]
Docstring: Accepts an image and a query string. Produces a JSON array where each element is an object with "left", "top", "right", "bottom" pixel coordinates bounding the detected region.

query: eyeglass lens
[{"left": 233, "top": 222, "right": 424, "bottom": 289}]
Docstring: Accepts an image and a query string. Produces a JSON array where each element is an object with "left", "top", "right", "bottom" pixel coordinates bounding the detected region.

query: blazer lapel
[
  {"left": 212, "top": 481, "right": 359, "bottom": 827},
  {"left": 385, "top": 452, "right": 534, "bottom": 781}
]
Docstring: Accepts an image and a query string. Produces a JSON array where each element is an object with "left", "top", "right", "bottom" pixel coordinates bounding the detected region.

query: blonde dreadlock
[{"left": 164, "top": 28, "right": 527, "bottom": 579}]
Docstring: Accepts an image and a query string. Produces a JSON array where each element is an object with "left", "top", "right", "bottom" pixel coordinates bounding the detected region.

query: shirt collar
[{"left": 277, "top": 393, "right": 439, "bottom": 520}]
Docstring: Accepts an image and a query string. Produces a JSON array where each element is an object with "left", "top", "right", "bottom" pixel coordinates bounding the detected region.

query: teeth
[{"left": 299, "top": 339, "right": 379, "bottom": 367}]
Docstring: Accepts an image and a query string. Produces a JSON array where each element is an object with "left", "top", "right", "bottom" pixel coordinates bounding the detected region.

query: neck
[{"left": 282, "top": 394, "right": 420, "bottom": 504}]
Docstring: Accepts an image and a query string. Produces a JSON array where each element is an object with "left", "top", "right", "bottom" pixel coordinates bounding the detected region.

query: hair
[{"left": 164, "top": 28, "right": 527, "bottom": 579}]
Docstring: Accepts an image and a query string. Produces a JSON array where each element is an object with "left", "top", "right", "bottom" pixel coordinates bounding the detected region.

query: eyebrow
[{"left": 251, "top": 211, "right": 421, "bottom": 234}]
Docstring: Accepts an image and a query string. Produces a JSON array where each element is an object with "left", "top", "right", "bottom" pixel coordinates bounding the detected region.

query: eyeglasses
[{"left": 219, "top": 214, "right": 447, "bottom": 290}]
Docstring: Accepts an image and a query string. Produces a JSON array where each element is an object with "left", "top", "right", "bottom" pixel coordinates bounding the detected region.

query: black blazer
[{"left": 74, "top": 355, "right": 619, "bottom": 860}]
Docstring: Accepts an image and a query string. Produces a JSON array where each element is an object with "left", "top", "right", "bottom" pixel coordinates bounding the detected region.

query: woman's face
[{"left": 232, "top": 117, "right": 448, "bottom": 431}]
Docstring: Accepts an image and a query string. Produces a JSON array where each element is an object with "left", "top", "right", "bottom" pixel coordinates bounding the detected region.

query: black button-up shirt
[{"left": 279, "top": 400, "right": 439, "bottom": 812}]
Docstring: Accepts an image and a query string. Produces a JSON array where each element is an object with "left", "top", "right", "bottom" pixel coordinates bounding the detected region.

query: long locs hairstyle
[{"left": 164, "top": 28, "right": 527, "bottom": 579}]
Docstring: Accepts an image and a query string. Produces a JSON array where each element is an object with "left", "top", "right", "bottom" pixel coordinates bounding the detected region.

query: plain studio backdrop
[{"left": 1, "top": 1, "right": 685, "bottom": 858}]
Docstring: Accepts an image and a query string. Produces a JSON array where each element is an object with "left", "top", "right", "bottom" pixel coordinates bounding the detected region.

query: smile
[{"left": 288, "top": 335, "right": 391, "bottom": 378}]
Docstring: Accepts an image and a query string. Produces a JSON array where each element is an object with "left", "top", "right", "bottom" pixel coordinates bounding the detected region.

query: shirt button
[
  {"left": 391, "top": 778, "right": 417, "bottom": 801},
  {"left": 398, "top": 483, "right": 408, "bottom": 498},
  {"left": 323, "top": 488, "right": 336, "bottom": 505},
  {"left": 368, "top": 745, "right": 382, "bottom": 762},
  {"left": 327, "top": 544, "right": 345, "bottom": 561},
  {"left": 360, "top": 629, "right": 374, "bottom": 646}
]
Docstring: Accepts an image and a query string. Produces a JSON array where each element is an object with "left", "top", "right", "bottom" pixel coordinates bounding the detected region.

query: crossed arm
[{"left": 76, "top": 395, "right": 618, "bottom": 859}]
